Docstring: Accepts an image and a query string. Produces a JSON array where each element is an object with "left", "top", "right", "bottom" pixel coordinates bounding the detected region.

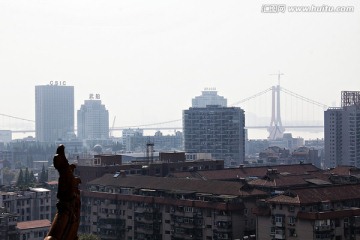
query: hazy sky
[{"left": 1, "top": 0, "right": 359, "bottom": 138}]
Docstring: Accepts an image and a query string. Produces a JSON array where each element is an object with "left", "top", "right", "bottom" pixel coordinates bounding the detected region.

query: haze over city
[
  {"left": 0, "top": 0, "right": 359, "bottom": 140},
  {"left": 1, "top": 1, "right": 360, "bottom": 240}
]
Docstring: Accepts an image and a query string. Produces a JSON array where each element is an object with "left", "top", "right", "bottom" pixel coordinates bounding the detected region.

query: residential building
[
  {"left": 0, "top": 130, "right": 12, "bottom": 143},
  {"left": 254, "top": 184, "right": 360, "bottom": 240},
  {"left": 169, "top": 163, "right": 321, "bottom": 181},
  {"left": 0, "top": 207, "right": 18, "bottom": 240},
  {"left": 16, "top": 219, "right": 51, "bottom": 240},
  {"left": 324, "top": 91, "right": 360, "bottom": 168},
  {"left": 0, "top": 188, "right": 52, "bottom": 222},
  {"left": 291, "top": 147, "right": 320, "bottom": 166},
  {"left": 80, "top": 174, "right": 267, "bottom": 240},
  {"left": 183, "top": 104, "right": 245, "bottom": 166},
  {"left": 77, "top": 99, "right": 109, "bottom": 140},
  {"left": 35, "top": 83, "right": 74, "bottom": 142},
  {"left": 258, "top": 146, "right": 291, "bottom": 165},
  {"left": 74, "top": 153, "right": 224, "bottom": 187},
  {"left": 122, "top": 130, "right": 183, "bottom": 152}
]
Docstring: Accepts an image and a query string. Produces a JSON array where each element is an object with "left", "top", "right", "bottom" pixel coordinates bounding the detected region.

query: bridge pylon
[{"left": 268, "top": 84, "right": 285, "bottom": 140}]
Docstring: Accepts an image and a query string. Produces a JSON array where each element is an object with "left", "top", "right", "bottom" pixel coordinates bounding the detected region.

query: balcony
[
  {"left": 314, "top": 225, "right": 331, "bottom": 232},
  {"left": 275, "top": 233, "right": 286, "bottom": 239},
  {"left": 275, "top": 221, "right": 284, "bottom": 227}
]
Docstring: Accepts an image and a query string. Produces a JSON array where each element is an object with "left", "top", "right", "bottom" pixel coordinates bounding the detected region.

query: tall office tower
[
  {"left": 184, "top": 91, "right": 245, "bottom": 166},
  {"left": 35, "top": 82, "right": 74, "bottom": 142},
  {"left": 192, "top": 88, "right": 227, "bottom": 107},
  {"left": 324, "top": 91, "right": 360, "bottom": 168},
  {"left": 77, "top": 99, "right": 109, "bottom": 140}
]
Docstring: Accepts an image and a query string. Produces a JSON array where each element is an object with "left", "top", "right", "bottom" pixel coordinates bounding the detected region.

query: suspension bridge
[{"left": 0, "top": 82, "right": 328, "bottom": 140}]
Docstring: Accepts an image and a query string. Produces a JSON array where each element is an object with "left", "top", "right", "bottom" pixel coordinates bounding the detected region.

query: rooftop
[
  {"left": 87, "top": 174, "right": 266, "bottom": 198},
  {"left": 29, "top": 187, "right": 50, "bottom": 192},
  {"left": 267, "top": 184, "right": 360, "bottom": 205},
  {"left": 17, "top": 219, "right": 51, "bottom": 230},
  {"left": 170, "top": 163, "right": 321, "bottom": 180}
]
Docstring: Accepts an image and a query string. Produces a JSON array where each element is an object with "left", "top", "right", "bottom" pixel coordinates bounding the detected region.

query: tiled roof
[
  {"left": 87, "top": 174, "right": 266, "bottom": 197},
  {"left": 17, "top": 219, "right": 51, "bottom": 230},
  {"left": 268, "top": 184, "right": 360, "bottom": 205},
  {"left": 328, "top": 166, "right": 360, "bottom": 176},
  {"left": 298, "top": 208, "right": 360, "bottom": 220},
  {"left": 46, "top": 181, "right": 58, "bottom": 185},
  {"left": 249, "top": 174, "right": 331, "bottom": 188},
  {"left": 170, "top": 164, "right": 320, "bottom": 180},
  {"left": 267, "top": 194, "right": 300, "bottom": 204}
]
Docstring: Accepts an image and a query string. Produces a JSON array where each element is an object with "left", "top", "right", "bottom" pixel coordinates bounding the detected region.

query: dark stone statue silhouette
[{"left": 45, "top": 144, "right": 81, "bottom": 240}]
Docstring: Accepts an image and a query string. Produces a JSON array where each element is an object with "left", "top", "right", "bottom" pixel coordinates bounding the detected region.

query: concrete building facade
[
  {"left": 0, "top": 207, "right": 18, "bottom": 240},
  {"left": 183, "top": 105, "right": 245, "bottom": 166},
  {"left": 35, "top": 83, "right": 74, "bottom": 142},
  {"left": 16, "top": 219, "right": 51, "bottom": 240},
  {"left": 255, "top": 184, "right": 360, "bottom": 240},
  {"left": 191, "top": 89, "right": 227, "bottom": 108},
  {"left": 79, "top": 174, "right": 266, "bottom": 240},
  {"left": 324, "top": 91, "right": 360, "bottom": 168},
  {"left": 0, "top": 188, "right": 52, "bottom": 222},
  {"left": 77, "top": 99, "right": 109, "bottom": 140}
]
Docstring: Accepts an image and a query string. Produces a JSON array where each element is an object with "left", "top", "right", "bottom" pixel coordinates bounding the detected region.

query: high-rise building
[
  {"left": 77, "top": 99, "right": 109, "bottom": 140},
  {"left": 184, "top": 91, "right": 245, "bottom": 166},
  {"left": 324, "top": 91, "right": 360, "bottom": 168},
  {"left": 35, "top": 83, "right": 74, "bottom": 142},
  {"left": 192, "top": 88, "right": 227, "bottom": 107}
]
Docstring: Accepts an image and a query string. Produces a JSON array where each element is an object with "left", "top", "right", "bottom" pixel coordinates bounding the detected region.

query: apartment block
[
  {"left": 74, "top": 153, "right": 224, "bottom": 187},
  {"left": 324, "top": 91, "right": 360, "bottom": 168},
  {"left": 0, "top": 207, "right": 17, "bottom": 240},
  {"left": 0, "top": 188, "right": 52, "bottom": 222},
  {"left": 254, "top": 184, "right": 360, "bottom": 240},
  {"left": 16, "top": 219, "right": 51, "bottom": 240},
  {"left": 80, "top": 174, "right": 267, "bottom": 240},
  {"left": 183, "top": 105, "right": 245, "bottom": 166}
]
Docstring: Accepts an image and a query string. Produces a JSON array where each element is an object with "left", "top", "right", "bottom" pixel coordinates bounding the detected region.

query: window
[
  {"left": 289, "top": 205, "right": 295, "bottom": 212},
  {"left": 244, "top": 208, "right": 248, "bottom": 215},
  {"left": 184, "top": 206, "right": 193, "bottom": 212},
  {"left": 288, "top": 216, "right": 296, "bottom": 225},
  {"left": 289, "top": 228, "right": 296, "bottom": 237},
  {"left": 275, "top": 215, "right": 284, "bottom": 223}
]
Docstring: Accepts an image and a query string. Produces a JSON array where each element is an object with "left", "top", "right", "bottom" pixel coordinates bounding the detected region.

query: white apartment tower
[{"left": 77, "top": 99, "right": 109, "bottom": 140}]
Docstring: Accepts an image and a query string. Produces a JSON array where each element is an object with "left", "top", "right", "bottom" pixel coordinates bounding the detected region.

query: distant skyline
[{"left": 1, "top": 0, "right": 359, "bottom": 139}]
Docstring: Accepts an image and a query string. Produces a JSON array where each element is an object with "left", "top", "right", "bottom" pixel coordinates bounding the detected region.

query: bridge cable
[
  {"left": 230, "top": 87, "right": 272, "bottom": 106},
  {"left": 0, "top": 113, "right": 35, "bottom": 123},
  {"left": 281, "top": 87, "right": 328, "bottom": 110}
]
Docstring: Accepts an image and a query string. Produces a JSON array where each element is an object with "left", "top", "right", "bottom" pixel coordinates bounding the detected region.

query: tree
[
  {"left": 39, "top": 164, "right": 47, "bottom": 183},
  {"left": 2, "top": 167, "right": 15, "bottom": 185},
  {"left": 78, "top": 234, "right": 100, "bottom": 240},
  {"left": 29, "top": 171, "right": 37, "bottom": 186},
  {"left": 16, "top": 169, "right": 24, "bottom": 187},
  {"left": 24, "top": 168, "right": 30, "bottom": 183}
]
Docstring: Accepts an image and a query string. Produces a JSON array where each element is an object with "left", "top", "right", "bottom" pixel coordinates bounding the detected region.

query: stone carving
[{"left": 45, "top": 144, "right": 81, "bottom": 240}]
